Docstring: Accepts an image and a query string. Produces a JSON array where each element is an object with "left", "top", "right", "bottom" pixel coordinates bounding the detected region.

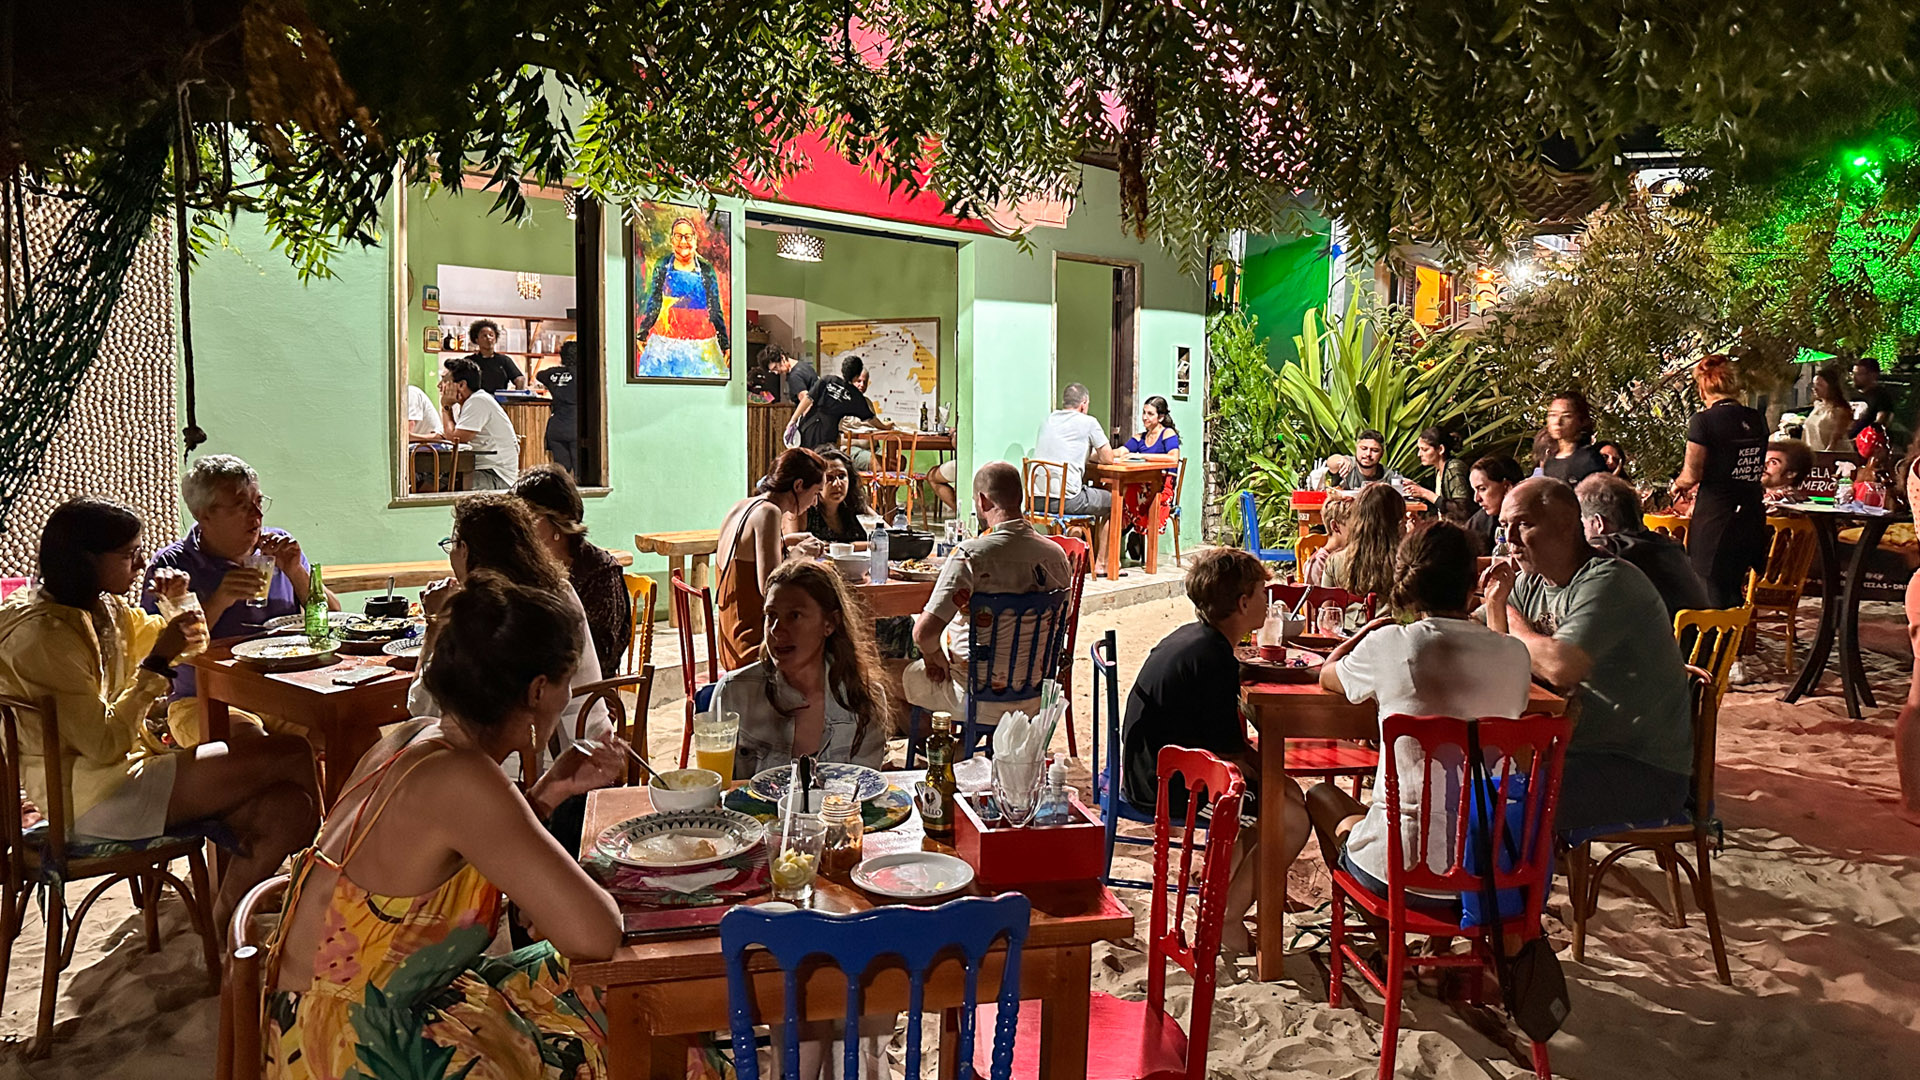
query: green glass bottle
[
  {"left": 922, "top": 711, "right": 957, "bottom": 840},
  {"left": 303, "top": 563, "right": 329, "bottom": 642}
]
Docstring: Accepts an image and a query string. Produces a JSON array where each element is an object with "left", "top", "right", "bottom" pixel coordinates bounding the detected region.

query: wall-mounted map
[{"left": 815, "top": 318, "right": 940, "bottom": 425}]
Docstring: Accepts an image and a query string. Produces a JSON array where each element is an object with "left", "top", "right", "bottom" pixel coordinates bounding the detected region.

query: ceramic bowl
[
  {"left": 830, "top": 553, "right": 869, "bottom": 584},
  {"left": 648, "top": 768, "right": 723, "bottom": 811}
]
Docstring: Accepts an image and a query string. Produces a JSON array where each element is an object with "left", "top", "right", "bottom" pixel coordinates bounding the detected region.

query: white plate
[
  {"left": 383, "top": 637, "right": 424, "bottom": 659},
  {"left": 595, "top": 808, "right": 766, "bottom": 870},
  {"left": 887, "top": 561, "right": 942, "bottom": 582},
  {"left": 851, "top": 852, "right": 974, "bottom": 901},
  {"left": 231, "top": 634, "right": 337, "bottom": 670},
  {"left": 748, "top": 762, "right": 887, "bottom": 803}
]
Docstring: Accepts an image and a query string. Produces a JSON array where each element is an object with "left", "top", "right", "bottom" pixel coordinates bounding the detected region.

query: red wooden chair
[
  {"left": 670, "top": 570, "right": 717, "bottom": 769},
  {"left": 1328, "top": 712, "right": 1572, "bottom": 1080},
  {"left": 1043, "top": 533, "right": 1090, "bottom": 759},
  {"left": 1263, "top": 582, "right": 1380, "bottom": 796},
  {"left": 980, "top": 745, "right": 1244, "bottom": 1080}
]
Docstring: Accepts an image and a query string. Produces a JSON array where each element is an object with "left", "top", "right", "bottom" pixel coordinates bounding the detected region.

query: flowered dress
[
  {"left": 264, "top": 739, "right": 607, "bottom": 1080},
  {"left": 1121, "top": 429, "right": 1181, "bottom": 534}
]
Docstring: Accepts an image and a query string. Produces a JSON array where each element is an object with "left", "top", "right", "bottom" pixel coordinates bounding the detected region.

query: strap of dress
[
  {"left": 336, "top": 745, "right": 450, "bottom": 869},
  {"left": 722, "top": 496, "right": 771, "bottom": 568}
]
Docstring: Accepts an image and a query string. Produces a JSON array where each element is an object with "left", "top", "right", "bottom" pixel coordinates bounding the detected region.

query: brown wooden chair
[
  {"left": 1022, "top": 458, "right": 1097, "bottom": 555},
  {"left": 0, "top": 695, "right": 221, "bottom": 1056},
  {"left": 1043, "top": 534, "right": 1090, "bottom": 760},
  {"left": 672, "top": 570, "right": 718, "bottom": 768},
  {"left": 216, "top": 873, "right": 290, "bottom": 1080},
  {"left": 623, "top": 573, "right": 659, "bottom": 675},
  {"left": 1643, "top": 512, "right": 1690, "bottom": 545},
  {"left": 1293, "top": 531, "right": 1329, "bottom": 568},
  {"left": 1564, "top": 669, "right": 1733, "bottom": 985},
  {"left": 1744, "top": 515, "right": 1818, "bottom": 666},
  {"left": 868, "top": 429, "right": 925, "bottom": 523},
  {"left": 573, "top": 670, "right": 655, "bottom": 778}
]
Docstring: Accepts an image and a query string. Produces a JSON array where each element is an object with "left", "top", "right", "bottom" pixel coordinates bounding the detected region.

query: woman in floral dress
[{"left": 264, "top": 572, "right": 628, "bottom": 1080}]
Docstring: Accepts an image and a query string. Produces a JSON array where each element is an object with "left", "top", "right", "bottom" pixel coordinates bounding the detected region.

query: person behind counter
[
  {"left": 461, "top": 319, "right": 526, "bottom": 393},
  {"left": 715, "top": 449, "right": 828, "bottom": 669},
  {"left": 537, "top": 341, "right": 579, "bottom": 475},
  {"left": 430, "top": 356, "right": 520, "bottom": 489}
]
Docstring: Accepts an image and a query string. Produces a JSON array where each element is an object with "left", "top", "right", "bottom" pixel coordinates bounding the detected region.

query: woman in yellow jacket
[{"left": 0, "top": 498, "right": 322, "bottom": 932}]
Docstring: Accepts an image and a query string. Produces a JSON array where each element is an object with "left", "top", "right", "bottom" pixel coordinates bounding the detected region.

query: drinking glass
[
  {"left": 768, "top": 816, "right": 827, "bottom": 903},
  {"left": 1316, "top": 601, "right": 1344, "bottom": 638},
  {"left": 992, "top": 754, "right": 1047, "bottom": 828},
  {"left": 243, "top": 552, "right": 277, "bottom": 608},
  {"left": 692, "top": 711, "right": 740, "bottom": 780},
  {"left": 157, "top": 592, "right": 208, "bottom": 658}
]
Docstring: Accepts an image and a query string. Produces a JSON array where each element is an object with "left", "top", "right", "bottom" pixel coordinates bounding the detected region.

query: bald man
[
  {"left": 906, "top": 461, "right": 1074, "bottom": 742},
  {"left": 1481, "top": 478, "right": 1694, "bottom": 834}
]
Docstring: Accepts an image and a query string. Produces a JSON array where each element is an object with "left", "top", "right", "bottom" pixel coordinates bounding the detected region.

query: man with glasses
[{"left": 140, "top": 454, "right": 338, "bottom": 746}]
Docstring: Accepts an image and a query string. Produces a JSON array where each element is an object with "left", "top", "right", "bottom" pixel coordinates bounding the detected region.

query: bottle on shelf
[{"left": 921, "top": 712, "right": 957, "bottom": 839}]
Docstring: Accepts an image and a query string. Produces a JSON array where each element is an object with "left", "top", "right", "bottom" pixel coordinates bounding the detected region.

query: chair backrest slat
[
  {"left": 1147, "top": 746, "right": 1243, "bottom": 1078},
  {"left": 1673, "top": 606, "right": 1750, "bottom": 703},
  {"left": 964, "top": 589, "right": 1071, "bottom": 703},
  {"left": 721, "top": 894, "right": 1033, "bottom": 1080},
  {"left": 625, "top": 573, "right": 658, "bottom": 675},
  {"left": 671, "top": 570, "right": 718, "bottom": 688}
]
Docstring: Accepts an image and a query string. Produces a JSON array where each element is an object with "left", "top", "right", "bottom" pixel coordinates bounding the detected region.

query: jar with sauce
[{"left": 819, "top": 792, "right": 865, "bottom": 880}]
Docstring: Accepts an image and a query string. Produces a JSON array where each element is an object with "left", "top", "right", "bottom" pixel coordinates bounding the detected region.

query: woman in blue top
[{"left": 1122, "top": 396, "right": 1181, "bottom": 560}]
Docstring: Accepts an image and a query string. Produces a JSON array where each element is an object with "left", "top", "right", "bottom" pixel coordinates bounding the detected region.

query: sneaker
[
  {"left": 1728, "top": 660, "right": 1752, "bottom": 686},
  {"left": 1125, "top": 529, "right": 1145, "bottom": 563}
]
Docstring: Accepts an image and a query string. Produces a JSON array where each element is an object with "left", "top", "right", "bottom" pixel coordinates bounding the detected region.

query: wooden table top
[
  {"left": 329, "top": 551, "right": 633, "bottom": 594},
  {"left": 634, "top": 530, "right": 722, "bottom": 557},
  {"left": 852, "top": 577, "right": 937, "bottom": 618},
  {"left": 1086, "top": 459, "right": 1177, "bottom": 481},
  {"left": 571, "top": 773, "right": 1134, "bottom": 987},
  {"left": 187, "top": 638, "right": 412, "bottom": 700}
]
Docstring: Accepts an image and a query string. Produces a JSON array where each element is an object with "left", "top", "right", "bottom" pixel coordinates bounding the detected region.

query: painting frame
[{"left": 626, "top": 202, "right": 735, "bottom": 385}]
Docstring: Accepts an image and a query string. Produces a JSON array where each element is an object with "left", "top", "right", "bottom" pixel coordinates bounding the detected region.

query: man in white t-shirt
[
  {"left": 1032, "top": 382, "right": 1114, "bottom": 562},
  {"left": 1309, "top": 521, "right": 1534, "bottom": 903},
  {"left": 405, "top": 383, "right": 444, "bottom": 439},
  {"left": 436, "top": 356, "right": 520, "bottom": 489}
]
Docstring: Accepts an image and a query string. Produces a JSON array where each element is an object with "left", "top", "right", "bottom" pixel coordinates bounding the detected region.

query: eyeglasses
[
  {"left": 438, "top": 536, "right": 458, "bottom": 553},
  {"left": 218, "top": 494, "right": 271, "bottom": 516}
]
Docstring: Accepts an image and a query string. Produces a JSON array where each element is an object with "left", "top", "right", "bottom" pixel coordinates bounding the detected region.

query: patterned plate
[
  {"left": 747, "top": 762, "right": 887, "bottom": 803},
  {"left": 595, "top": 808, "right": 766, "bottom": 870},
  {"left": 725, "top": 783, "right": 914, "bottom": 833},
  {"left": 231, "top": 635, "right": 337, "bottom": 671},
  {"left": 382, "top": 636, "right": 425, "bottom": 659},
  {"left": 263, "top": 611, "right": 355, "bottom": 633}
]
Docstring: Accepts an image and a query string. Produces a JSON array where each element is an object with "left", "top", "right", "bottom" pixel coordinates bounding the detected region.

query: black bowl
[
  {"left": 364, "top": 595, "right": 409, "bottom": 618},
  {"left": 886, "top": 528, "right": 935, "bottom": 561}
]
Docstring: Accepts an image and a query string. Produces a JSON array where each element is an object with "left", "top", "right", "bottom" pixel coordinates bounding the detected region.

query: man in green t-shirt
[{"left": 1481, "top": 478, "right": 1693, "bottom": 833}]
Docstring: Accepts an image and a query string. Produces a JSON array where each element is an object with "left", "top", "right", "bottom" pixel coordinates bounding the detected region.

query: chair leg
[
  {"left": 1657, "top": 848, "right": 1688, "bottom": 927},
  {"left": 1785, "top": 611, "right": 1796, "bottom": 670},
  {"left": 0, "top": 883, "right": 18, "bottom": 1016},
  {"left": 1328, "top": 886, "right": 1347, "bottom": 1009},
  {"left": 1530, "top": 1039, "right": 1553, "bottom": 1078},
  {"left": 141, "top": 872, "right": 163, "bottom": 953},
  {"left": 1376, "top": 932, "right": 1407, "bottom": 1080},
  {"left": 189, "top": 849, "right": 222, "bottom": 984},
  {"left": 1693, "top": 835, "right": 1733, "bottom": 986},
  {"left": 35, "top": 881, "right": 65, "bottom": 1055},
  {"left": 1565, "top": 843, "right": 1592, "bottom": 964},
  {"left": 679, "top": 701, "right": 695, "bottom": 770}
]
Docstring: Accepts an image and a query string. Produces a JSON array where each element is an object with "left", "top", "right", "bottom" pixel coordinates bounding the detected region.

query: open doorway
[{"left": 1053, "top": 255, "right": 1139, "bottom": 444}]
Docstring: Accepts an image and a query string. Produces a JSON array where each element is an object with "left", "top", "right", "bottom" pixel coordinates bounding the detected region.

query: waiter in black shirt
[
  {"left": 795, "top": 355, "right": 877, "bottom": 451},
  {"left": 1673, "top": 354, "right": 1769, "bottom": 608},
  {"left": 772, "top": 350, "right": 817, "bottom": 403},
  {"left": 464, "top": 319, "right": 526, "bottom": 393},
  {"left": 538, "top": 341, "right": 580, "bottom": 475}
]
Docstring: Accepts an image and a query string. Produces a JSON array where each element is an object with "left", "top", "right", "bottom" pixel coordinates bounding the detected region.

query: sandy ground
[{"left": 5, "top": 596, "right": 1918, "bottom": 1078}]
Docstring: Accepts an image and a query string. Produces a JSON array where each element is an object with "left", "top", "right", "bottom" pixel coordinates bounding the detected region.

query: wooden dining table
[
  {"left": 852, "top": 576, "right": 937, "bottom": 618},
  {"left": 1240, "top": 676, "right": 1567, "bottom": 982},
  {"left": 329, "top": 551, "right": 634, "bottom": 595},
  {"left": 1086, "top": 458, "right": 1177, "bottom": 580},
  {"left": 572, "top": 773, "right": 1134, "bottom": 1080},
  {"left": 189, "top": 638, "right": 414, "bottom": 807}
]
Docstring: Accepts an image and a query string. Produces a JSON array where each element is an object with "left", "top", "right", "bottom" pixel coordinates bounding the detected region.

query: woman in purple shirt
[{"left": 1122, "top": 396, "right": 1181, "bottom": 561}]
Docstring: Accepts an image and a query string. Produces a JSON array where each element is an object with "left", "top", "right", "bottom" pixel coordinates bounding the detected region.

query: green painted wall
[
  {"left": 1053, "top": 258, "right": 1114, "bottom": 431},
  {"left": 404, "top": 186, "right": 579, "bottom": 399},
  {"left": 743, "top": 229, "right": 958, "bottom": 402},
  {"left": 177, "top": 166, "right": 1207, "bottom": 589},
  {"left": 1242, "top": 222, "right": 1332, "bottom": 370}
]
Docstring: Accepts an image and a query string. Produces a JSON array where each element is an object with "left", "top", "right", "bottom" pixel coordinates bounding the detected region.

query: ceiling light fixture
[{"left": 776, "top": 232, "right": 825, "bottom": 263}]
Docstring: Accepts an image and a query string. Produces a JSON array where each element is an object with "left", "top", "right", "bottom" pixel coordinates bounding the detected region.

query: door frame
[{"left": 1049, "top": 252, "right": 1142, "bottom": 446}]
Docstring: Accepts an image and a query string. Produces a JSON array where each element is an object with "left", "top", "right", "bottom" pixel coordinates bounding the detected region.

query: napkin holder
[{"left": 953, "top": 791, "right": 1104, "bottom": 887}]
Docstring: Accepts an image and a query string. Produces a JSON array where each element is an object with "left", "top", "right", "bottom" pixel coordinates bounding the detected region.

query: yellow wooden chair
[
  {"left": 1294, "top": 531, "right": 1329, "bottom": 568},
  {"left": 1673, "top": 605, "right": 1751, "bottom": 704},
  {"left": 1744, "top": 516, "right": 1818, "bottom": 666},
  {"left": 624, "top": 573, "right": 658, "bottom": 676},
  {"left": 1643, "top": 513, "right": 1690, "bottom": 545}
]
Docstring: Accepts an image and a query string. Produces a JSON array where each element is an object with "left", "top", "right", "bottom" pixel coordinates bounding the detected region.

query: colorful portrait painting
[{"left": 629, "top": 203, "right": 732, "bottom": 383}]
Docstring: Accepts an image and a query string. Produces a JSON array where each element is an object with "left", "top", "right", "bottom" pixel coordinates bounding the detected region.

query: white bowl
[
  {"left": 648, "top": 768, "right": 723, "bottom": 811},
  {"left": 830, "top": 553, "right": 869, "bottom": 584}
]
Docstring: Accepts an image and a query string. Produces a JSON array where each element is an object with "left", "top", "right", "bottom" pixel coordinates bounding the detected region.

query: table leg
[
  {"left": 319, "top": 706, "right": 381, "bottom": 810},
  {"left": 938, "top": 1006, "right": 961, "bottom": 1080},
  {"left": 666, "top": 555, "right": 686, "bottom": 629},
  {"left": 1257, "top": 729, "right": 1288, "bottom": 982},
  {"left": 603, "top": 992, "right": 686, "bottom": 1080},
  {"left": 200, "top": 687, "right": 232, "bottom": 745},
  {"left": 1038, "top": 945, "right": 1092, "bottom": 1080},
  {"left": 1839, "top": 519, "right": 1890, "bottom": 718},
  {"left": 1142, "top": 479, "right": 1162, "bottom": 574},
  {"left": 1103, "top": 486, "right": 1125, "bottom": 580},
  {"left": 1784, "top": 519, "right": 1843, "bottom": 705}
]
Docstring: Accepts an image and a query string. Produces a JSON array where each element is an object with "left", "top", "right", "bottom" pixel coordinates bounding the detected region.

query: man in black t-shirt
[
  {"left": 1852, "top": 356, "right": 1897, "bottom": 438},
  {"left": 538, "top": 342, "right": 580, "bottom": 474},
  {"left": 463, "top": 319, "right": 526, "bottom": 393},
  {"left": 795, "top": 354, "right": 877, "bottom": 449},
  {"left": 773, "top": 352, "right": 818, "bottom": 403},
  {"left": 1118, "top": 547, "right": 1308, "bottom": 957},
  {"left": 1577, "top": 473, "right": 1709, "bottom": 619}
]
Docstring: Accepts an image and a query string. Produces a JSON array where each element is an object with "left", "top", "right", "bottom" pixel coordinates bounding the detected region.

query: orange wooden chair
[
  {"left": 1043, "top": 533, "right": 1090, "bottom": 759},
  {"left": 671, "top": 570, "right": 718, "bottom": 768},
  {"left": 623, "top": 573, "right": 658, "bottom": 675},
  {"left": 216, "top": 873, "right": 290, "bottom": 1080},
  {"left": 1643, "top": 512, "right": 1690, "bottom": 545},
  {"left": 1022, "top": 458, "right": 1098, "bottom": 554},
  {"left": 1744, "top": 516, "right": 1817, "bottom": 666},
  {"left": 867, "top": 429, "right": 924, "bottom": 523}
]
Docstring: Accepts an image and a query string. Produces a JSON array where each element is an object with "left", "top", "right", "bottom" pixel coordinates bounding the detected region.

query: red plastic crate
[{"left": 954, "top": 791, "right": 1105, "bottom": 887}]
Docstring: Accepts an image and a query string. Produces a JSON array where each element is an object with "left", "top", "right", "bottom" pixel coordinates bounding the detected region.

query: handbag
[{"left": 1466, "top": 720, "right": 1570, "bottom": 1043}]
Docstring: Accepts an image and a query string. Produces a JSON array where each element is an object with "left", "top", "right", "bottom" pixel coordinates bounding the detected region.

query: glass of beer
[
  {"left": 244, "top": 551, "right": 277, "bottom": 608},
  {"left": 693, "top": 711, "right": 740, "bottom": 779}
]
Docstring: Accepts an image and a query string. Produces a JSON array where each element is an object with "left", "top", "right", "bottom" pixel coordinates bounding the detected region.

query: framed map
[{"left": 815, "top": 318, "right": 940, "bottom": 425}]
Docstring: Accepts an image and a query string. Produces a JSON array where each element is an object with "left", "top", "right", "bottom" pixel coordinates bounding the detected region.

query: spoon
[{"left": 574, "top": 739, "right": 662, "bottom": 786}]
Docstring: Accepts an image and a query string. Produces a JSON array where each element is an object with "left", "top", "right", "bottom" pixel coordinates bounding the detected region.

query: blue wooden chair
[
  {"left": 1088, "top": 629, "right": 1153, "bottom": 890},
  {"left": 904, "top": 588, "right": 1072, "bottom": 767},
  {"left": 1239, "top": 490, "right": 1295, "bottom": 566},
  {"left": 721, "top": 894, "right": 1034, "bottom": 1080}
]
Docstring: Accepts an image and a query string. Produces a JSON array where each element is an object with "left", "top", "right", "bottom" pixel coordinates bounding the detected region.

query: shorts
[
  {"left": 1339, "top": 848, "right": 1461, "bottom": 917},
  {"left": 468, "top": 468, "right": 513, "bottom": 491},
  {"left": 72, "top": 752, "right": 181, "bottom": 841},
  {"left": 1062, "top": 487, "right": 1113, "bottom": 516},
  {"left": 1556, "top": 752, "right": 1691, "bottom": 837}
]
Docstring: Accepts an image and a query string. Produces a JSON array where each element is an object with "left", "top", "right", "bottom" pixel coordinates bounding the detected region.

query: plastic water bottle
[{"left": 868, "top": 522, "right": 890, "bottom": 584}]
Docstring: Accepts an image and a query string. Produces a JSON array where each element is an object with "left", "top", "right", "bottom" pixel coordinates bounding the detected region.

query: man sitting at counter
[
  {"left": 462, "top": 319, "right": 527, "bottom": 393},
  {"left": 434, "top": 356, "right": 521, "bottom": 489}
]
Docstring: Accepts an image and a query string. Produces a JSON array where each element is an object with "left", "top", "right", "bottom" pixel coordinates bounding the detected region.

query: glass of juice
[
  {"left": 693, "top": 711, "right": 740, "bottom": 779},
  {"left": 244, "top": 552, "right": 277, "bottom": 608}
]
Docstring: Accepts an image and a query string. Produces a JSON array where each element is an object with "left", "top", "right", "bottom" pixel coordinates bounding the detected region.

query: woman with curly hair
[
  {"left": 1317, "top": 483, "right": 1407, "bottom": 604},
  {"left": 710, "top": 558, "right": 891, "bottom": 778}
]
